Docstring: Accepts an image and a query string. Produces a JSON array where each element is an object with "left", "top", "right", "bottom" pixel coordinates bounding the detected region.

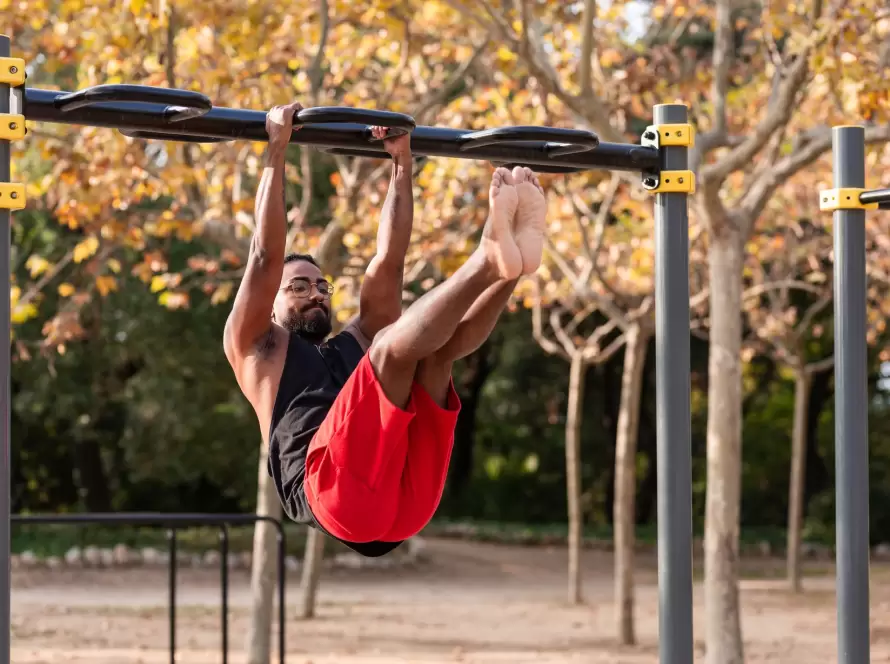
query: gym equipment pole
[
  {"left": 0, "top": 33, "right": 12, "bottom": 664},
  {"left": 652, "top": 104, "right": 694, "bottom": 664},
  {"left": 831, "top": 126, "right": 870, "bottom": 664}
]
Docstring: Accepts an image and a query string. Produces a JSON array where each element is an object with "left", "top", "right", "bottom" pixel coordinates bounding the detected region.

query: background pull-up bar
[{"left": 858, "top": 187, "right": 890, "bottom": 209}]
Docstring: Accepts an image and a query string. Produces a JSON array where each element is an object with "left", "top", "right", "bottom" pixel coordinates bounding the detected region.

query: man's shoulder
[{"left": 337, "top": 318, "right": 372, "bottom": 353}]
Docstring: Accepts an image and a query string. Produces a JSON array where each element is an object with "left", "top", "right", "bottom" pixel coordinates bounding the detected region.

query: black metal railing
[{"left": 11, "top": 513, "right": 286, "bottom": 664}]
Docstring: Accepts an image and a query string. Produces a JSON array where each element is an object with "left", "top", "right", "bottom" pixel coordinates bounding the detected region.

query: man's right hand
[{"left": 265, "top": 101, "right": 304, "bottom": 148}]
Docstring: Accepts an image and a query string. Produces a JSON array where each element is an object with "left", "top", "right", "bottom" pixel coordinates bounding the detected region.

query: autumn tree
[
  {"left": 435, "top": 1, "right": 890, "bottom": 660},
  {"left": 10, "top": 0, "right": 492, "bottom": 659}
]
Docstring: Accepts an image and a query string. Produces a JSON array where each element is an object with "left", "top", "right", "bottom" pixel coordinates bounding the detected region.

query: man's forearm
[
  {"left": 252, "top": 145, "right": 288, "bottom": 261},
  {"left": 376, "top": 157, "right": 414, "bottom": 264}
]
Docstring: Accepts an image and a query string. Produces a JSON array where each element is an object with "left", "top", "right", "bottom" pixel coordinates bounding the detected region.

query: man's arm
[
  {"left": 223, "top": 101, "right": 302, "bottom": 364},
  {"left": 354, "top": 128, "right": 414, "bottom": 343}
]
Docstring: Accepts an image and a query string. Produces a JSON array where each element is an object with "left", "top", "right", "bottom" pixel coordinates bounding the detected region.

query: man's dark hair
[{"left": 283, "top": 252, "right": 320, "bottom": 268}]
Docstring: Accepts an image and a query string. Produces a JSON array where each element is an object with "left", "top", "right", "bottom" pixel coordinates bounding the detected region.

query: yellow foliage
[
  {"left": 95, "top": 275, "right": 118, "bottom": 297},
  {"left": 73, "top": 236, "right": 99, "bottom": 263},
  {"left": 211, "top": 281, "right": 234, "bottom": 305},
  {"left": 57, "top": 283, "right": 75, "bottom": 297},
  {"left": 26, "top": 256, "right": 50, "bottom": 278}
]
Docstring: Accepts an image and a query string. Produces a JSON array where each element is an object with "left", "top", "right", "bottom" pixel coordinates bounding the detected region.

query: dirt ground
[{"left": 10, "top": 537, "right": 890, "bottom": 663}]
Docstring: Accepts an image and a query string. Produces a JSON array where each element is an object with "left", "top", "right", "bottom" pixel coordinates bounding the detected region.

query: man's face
[{"left": 272, "top": 260, "right": 333, "bottom": 343}]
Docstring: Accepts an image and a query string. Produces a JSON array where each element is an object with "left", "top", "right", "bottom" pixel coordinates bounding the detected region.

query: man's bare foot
[
  {"left": 512, "top": 166, "right": 546, "bottom": 275},
  {"left": 480, "top": 167, "right": 523, "bottom": 280}
]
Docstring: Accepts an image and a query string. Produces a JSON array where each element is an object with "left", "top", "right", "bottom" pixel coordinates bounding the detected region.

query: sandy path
[{"left": 11, "top": 538, "right": 890, "bottom": 663}]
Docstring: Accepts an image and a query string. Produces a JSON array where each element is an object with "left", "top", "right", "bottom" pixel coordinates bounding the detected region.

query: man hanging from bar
[{"left": 223, "top": 101, "right": 547, "bottom": 557}]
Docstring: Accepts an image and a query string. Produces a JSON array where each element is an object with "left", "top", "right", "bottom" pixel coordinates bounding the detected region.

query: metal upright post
[
  {"left": 832, "top": 125, "right": 870, "bottom": 664},
  {"left": 0, "top": 33, "right": 12, "bottom": 664},
  {"left": 653, "top": 103, "right": 694, "bottom": 664}
]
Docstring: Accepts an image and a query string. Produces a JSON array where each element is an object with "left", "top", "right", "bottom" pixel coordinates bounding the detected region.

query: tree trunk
[
  {"left": 74, "top": 438, "right": 112, "bottom": 512},
  {"left": 704, "top": 231, "right": 745, "bottom": 664},
  {"left": 297, "top": 527, "right": 326, "bottom": 618},
  {"left": 246, "top": 440, "right": 283, "bottom": 664},
  {"left": 786, "top": 367, "right": 811, "bottom": 592},
  {"left": 448, "top": 341, "right": 495, "bottom": 498},
  {"left": 613, "top": 323, "right": 650, "bottom": 645},
  {"left": 565, "top": 352, "right": 587, "bottom": 605}
]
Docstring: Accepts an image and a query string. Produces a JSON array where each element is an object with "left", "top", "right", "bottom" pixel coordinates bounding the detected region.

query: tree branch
[
  {"left": 795, "top": 293, "right": 832, "bottom": 337},
  {"left": 578, "top": 0, "right": 596, "bottom": 95},
  {"left": 308, "top": 0, "right": 330, "bottom": 93},
  {"left": 413, "top": 37, "right": 489, "bottom": 124},
  {"left": 549, "top": 307, "right": 580, "bottom": 357},
  {"left": 584, "top": 328, "right": 627, "bottom": 362},
  {"left": 805, "top": 354, "right": 835, "bottom": 374},
  {"left": 532, "top": 284, "right": 570, "bottom": 359},
  {"left": 701, "top": 52, "right": 811, "bottom": 188},
  {"left": 741, "top": 123, "right": 890, "bottom": 220},
  {"left": 17, "top": 249, "right": 75, "bottom": 309},
  {"left": 709, "top": 0, "right": 735, "bottom": 142},
  {"left": 566, "top": 302, "right": 597, "bottom": 336}
]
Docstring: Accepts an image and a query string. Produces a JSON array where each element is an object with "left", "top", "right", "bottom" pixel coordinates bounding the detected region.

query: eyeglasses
[{"left": 281, "top": 278, "right": 334, "bottom": 298}]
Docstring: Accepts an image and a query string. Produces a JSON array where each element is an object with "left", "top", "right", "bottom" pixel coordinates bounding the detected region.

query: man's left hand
[{"left": 370, "top": 126, "right": 412, "bottom": 163}]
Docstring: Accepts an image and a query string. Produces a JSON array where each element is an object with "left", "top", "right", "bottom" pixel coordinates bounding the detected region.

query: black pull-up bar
[
  {"left": 53, "top": 84, "right": 213, "bottom": 123},
  {"left": 22, "top": 85, "right": 659, "bottom": 173}
]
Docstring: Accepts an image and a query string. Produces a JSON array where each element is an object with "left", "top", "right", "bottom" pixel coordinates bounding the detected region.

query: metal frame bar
[
  {"left": 2, "top": 54, "right": 695, "bottom": 664},
  {"left": 11, "top": 513, "right": 287, "bottom": 664},
  {"left": 0, "top": 34, "right": 11, "bottom": 664},
  {"left": 653, "top": 103, "right": 694, "bottom": 664},
  {"left": 831, "top": 126, "right": 871, "bottom": 664}
]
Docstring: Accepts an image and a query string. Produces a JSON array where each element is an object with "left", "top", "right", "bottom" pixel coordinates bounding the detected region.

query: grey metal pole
[
  {"left": 653, "top": 103, "right": 694, "bottom": 664},
  {"left": 0, "top": 33, "right": 12, "bottom": 664},
  {"left": 832, "top": 125, "right": 870, "bottom": 664}
]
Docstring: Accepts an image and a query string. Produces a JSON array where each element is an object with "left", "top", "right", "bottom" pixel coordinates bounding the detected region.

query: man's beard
[{"left": 281, "top": 306, "right": 332, "bottom": 343}]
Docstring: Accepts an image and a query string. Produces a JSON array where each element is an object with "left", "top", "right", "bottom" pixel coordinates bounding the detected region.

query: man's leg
[
  {"left": 415, "top": 167, "right": 547, "bottom": 404},
  {"left": 380, "top": 168, "right": 548, "bottom": 542},
  {"left": 370, "top": 167, "right": 523, "bottom": 409}
]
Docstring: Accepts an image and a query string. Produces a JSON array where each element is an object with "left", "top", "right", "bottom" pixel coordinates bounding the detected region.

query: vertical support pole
[
  {"left": 0, "top": 33, "right": 12, "bottom": 664},
  {"left": 219, "top": 526, "right": 229, "bottom": 664},
  {"left": 168, "top": 528, "right": 177, "bottom": 664},
  {"left": 653, "top": 103, "right": 693, "bottom": 664},
  {"left": 832, "top": 125, "right": 870, "bottom": 664},
  {"left": 277, "top": 527, "right": 286, "bottom": 664}
]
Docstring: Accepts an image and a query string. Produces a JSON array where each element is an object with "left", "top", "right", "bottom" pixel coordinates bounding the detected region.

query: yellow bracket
[
  {"left": 819, "top": 188, "right": 877, "bottom": 211},
  {"left": 0, "top": 58, "right": 25, "bottom": 86},
  {"left": 649, "top": 170, "right": 695, "bottom": 194},
  {"left": 0, "top": 183, "right": 25, "bottom": 210},
  {"left": 0, "top": 115, "right": 25, "bottom": 140},
  {"left": 654, "top": 123, "right": 695, "bottom": 148}
]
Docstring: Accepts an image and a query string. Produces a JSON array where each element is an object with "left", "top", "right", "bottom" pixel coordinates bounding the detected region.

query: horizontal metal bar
[
  {"left": 12, "top": 512, "right": 283, "bottom": 528},
  {"left": 23, "top": 87, "right": 658, "bottom": 173},
  {"left": 859, "top": 187, "right": 890, "bottom": 208}
]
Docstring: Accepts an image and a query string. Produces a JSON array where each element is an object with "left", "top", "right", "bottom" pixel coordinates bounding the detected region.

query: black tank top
[{"left": 267, "top": 330, "right": 403, "bottom": 557}]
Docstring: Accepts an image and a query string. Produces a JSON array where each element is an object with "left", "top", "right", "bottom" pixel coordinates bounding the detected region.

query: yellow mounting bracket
[
  {"left": 0, "top": 58, "right": 26, "bottom": 86},
  {"left": 819, "top": 188, "right": 878, "bottom": 212},
  {"left": 0, "top": 183, "right": 25, "bottom": 210},
  {"left": 0, "top": 115, "right": 25, "bottom": 140},
  {"left": 643, "top": 170, "right": 696, "bottom": 194},
  {"left": 650, "top": 123, "right": 695, "bottom": 148}
]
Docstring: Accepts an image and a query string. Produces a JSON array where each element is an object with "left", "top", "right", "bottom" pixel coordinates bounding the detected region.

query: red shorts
[{"left": 304, "top": 353, "right": 461, "bottom": 543}]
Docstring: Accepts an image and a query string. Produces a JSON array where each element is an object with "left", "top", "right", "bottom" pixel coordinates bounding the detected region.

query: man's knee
[{"left": 369, "top": 327, "right": 417, "bottom": 410}]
